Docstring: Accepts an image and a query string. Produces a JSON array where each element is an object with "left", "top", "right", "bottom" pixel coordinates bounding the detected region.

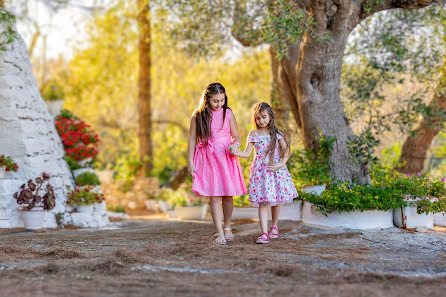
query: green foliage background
[{"left": 56, "top": 3, "right": 270, "bottom": 183}]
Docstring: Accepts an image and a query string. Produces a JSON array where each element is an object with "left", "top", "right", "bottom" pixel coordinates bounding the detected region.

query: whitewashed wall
[{"left": 0, "top": 29, "right": 75, "bottom": 228}]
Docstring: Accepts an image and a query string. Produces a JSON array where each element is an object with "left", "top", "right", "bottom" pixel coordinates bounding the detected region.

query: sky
[
  {"left": 10, "top": 0, "right": 115, "bottom": 60},
  {"left": 10, "top": 0, "right": 245, "bottom": 63}
]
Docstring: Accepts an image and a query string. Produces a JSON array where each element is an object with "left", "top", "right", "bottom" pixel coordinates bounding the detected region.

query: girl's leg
[
  {"left": 210, "top": 197, "right": 224, "bottom": 240},
  {"left": 258, "top": 203, "right": 268, "bottom": 234},
  {"left": 271, "top": 205, "right": 280, "bottom": 228},
  {"left": 222, "top": 196, "right": 233, "bottom": 237}
]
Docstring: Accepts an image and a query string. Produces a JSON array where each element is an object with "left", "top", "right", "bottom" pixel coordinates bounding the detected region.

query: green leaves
[
  {"left": 289, "top": 134, "right": 335, "bottom": 187},
  {"left": 261, "top": 1, "right": 311, "bottom": 59},
  {"left": 299, "top": 182, "right": 404, "bottom": 216},
  {"left": 342, "top": 6, "right": 446, "bottom": 163},
  {"left": 298, "top": 161, "right": 446, "bottom": 215},
  {"left": 0, "top": 8, "right": 17, "bottom": 51},
  {"left": 75, "top": 172, "right": 101, "bottom": 186}
]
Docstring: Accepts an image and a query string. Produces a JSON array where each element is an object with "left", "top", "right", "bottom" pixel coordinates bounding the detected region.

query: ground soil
[{"left": 0, "top": 216, "right": 445, "bottom": 297}]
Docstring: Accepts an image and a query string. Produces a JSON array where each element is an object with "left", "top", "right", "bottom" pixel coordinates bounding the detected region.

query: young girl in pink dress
[
  {"left": 230, "top": 102, "right": 298, "bottom": 244},
  {"left": 188, "top": 83, "right": 247, "bottom": 245}
]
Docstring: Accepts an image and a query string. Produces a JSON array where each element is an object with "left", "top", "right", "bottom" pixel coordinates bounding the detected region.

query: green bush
[
  {"left": 299, "top": 182, "right": 405, "bottom": 215},
  {"left": 289, "top": 134, "right": 335, "bottom": 187},
  {"left": 299, "top": 166, "right": 446, "bottom": 216},
  {"left": 75, "top": 171, "right": 101, "bottom": 186}
]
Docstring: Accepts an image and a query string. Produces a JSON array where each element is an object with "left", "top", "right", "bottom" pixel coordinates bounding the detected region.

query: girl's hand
[
  {"left": 267, "top": 163, "right": 284, "bottom": 172},
  {"left": 228, "top": 143, "right": 239, "bottom": 155},
  {"left": 188, "top": 162, "right": 196, "bottom": 176}
]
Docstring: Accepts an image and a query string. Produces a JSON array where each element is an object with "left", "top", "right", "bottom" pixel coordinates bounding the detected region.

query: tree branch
[
  {"left": 230, "top": 1, "right": 265, "bottom": 47},
  {"left": 357, "top": 0, "right": 444, "bottom": 23}
]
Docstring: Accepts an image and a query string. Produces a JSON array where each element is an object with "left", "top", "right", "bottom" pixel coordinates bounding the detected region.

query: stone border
[{"left": 302, "top": 201, "right": 394, "bottom": 229}]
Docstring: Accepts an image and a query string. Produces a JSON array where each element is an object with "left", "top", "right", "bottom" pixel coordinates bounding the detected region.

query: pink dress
[
  {"left": 248, "top": 131, "right": 298, "bottom": 207},
  {"left": 192, "top": 108, "right": 247, "bottom": 197}
]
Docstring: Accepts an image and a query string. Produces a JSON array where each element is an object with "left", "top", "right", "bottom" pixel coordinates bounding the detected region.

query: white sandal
[
  {"left": 223, "top": 227, "right": 235, "bottom": 242},
  {"left": 213, "top": 233, "right": 227, "bottom": 245}
]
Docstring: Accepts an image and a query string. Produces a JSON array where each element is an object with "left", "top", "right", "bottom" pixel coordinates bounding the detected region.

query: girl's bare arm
[
  {"left": 232, "top": 130, "right": 255, "bottom": 158},
  {"left": 187, "top": 116, "right": 197, "bottom": 175},
  {"left": 229, "top": 112, "right": 241, "bottom": 151}
]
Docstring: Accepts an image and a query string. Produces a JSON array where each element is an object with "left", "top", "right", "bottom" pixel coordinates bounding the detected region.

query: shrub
[
  {"left": 13, "top": 173, "right": 55, "bottom": 210},
  {"left": 289, "top": 134, "right": 335, "bottom": 187},
  {"left": 75, "top": 171, "right": 101, "bottom": 186},
  {"left": 299, "top": 182, "right": 405, "bottom": 215}
]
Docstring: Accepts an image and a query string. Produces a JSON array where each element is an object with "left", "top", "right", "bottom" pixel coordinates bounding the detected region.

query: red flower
[{"left": 56, "top": 115, "right": 100, "bottom": 161}]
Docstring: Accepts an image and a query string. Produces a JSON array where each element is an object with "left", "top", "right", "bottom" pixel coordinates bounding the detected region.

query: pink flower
[
  {"left": 417, "top": 172, "right": 421, "bottom": 176},
  {"left": 442, "top": 177, "right": 445, "bottom": 182},
  {"left": 406, "top": 174, "right": 410, "bottom": 177}
]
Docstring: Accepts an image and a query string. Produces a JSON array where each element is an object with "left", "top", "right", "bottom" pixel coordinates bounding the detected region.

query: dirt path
[{"left": 0, "top": 218, "right": 445, "bottom": 297}]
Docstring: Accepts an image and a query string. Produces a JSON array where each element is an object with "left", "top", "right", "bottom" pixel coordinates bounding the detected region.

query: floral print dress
[{"left": 248, "top": 131, "right": 298, "bottom": 207}]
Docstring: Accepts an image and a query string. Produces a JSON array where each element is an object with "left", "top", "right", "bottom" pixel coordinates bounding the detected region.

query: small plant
[
  {"left": 75, "top": 171, "right": 101, "bottom": 186},
  {"left": 67, "top": 186, "right": 105, "bottom": 206},
  {"left": 108, "top": 205, "right": 126, "bottom": 213},
  {"left": 289, "top": 134, "right": 335, "bottom": 187},
  {"left": 0, "top": 154, "right": 18, "bottom": 172},
  {"left": 65, "top": 156, "right": 82, "bottom": 171},
  {"left": 13, "top": 172, "right": 55, "bottom": 210},
  {"left": 55, "top": 212, "right": 64, "bottom": 228}
]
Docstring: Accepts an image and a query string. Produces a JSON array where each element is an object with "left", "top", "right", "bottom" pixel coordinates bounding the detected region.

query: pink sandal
[
  {"left": 256, "top": 232, "right": 269, "bottom": 244},
  {"left": 269, "top": 227, "right": 279, "bottom": 239}
]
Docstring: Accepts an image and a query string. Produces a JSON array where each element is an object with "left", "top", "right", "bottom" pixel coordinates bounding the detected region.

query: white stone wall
[{"left": 0, "top": 30, "right": 75, "bottom": 228}]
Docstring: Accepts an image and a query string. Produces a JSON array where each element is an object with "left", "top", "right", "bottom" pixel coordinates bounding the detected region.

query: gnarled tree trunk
[
  {"left": 270, "top": 44, "right": 302, "bottom": 141},
  {"left": 232, "top": 0, "right": 441, "bottom": 183},
  {"left": 286, "top": 0, "right": 440, "bottom": 183},
  {"left": 397, "top": 83, "right": 446, "bottom": 174}
]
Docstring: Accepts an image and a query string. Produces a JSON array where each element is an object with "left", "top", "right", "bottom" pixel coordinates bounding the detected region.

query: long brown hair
[
  {"left": 193, "top": 82, "right": 228, "bottom": 145},
  {"left": 253, "top": 102, "right": 288, "bottom": 164}
]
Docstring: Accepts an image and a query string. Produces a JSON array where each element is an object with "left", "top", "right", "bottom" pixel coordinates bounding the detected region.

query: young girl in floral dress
[
  {"left": 188, "top": 83, "right": 247, "bottom": 245},
  {"left": 230, "top": 102, "right": 298, "bottom": 244}
]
